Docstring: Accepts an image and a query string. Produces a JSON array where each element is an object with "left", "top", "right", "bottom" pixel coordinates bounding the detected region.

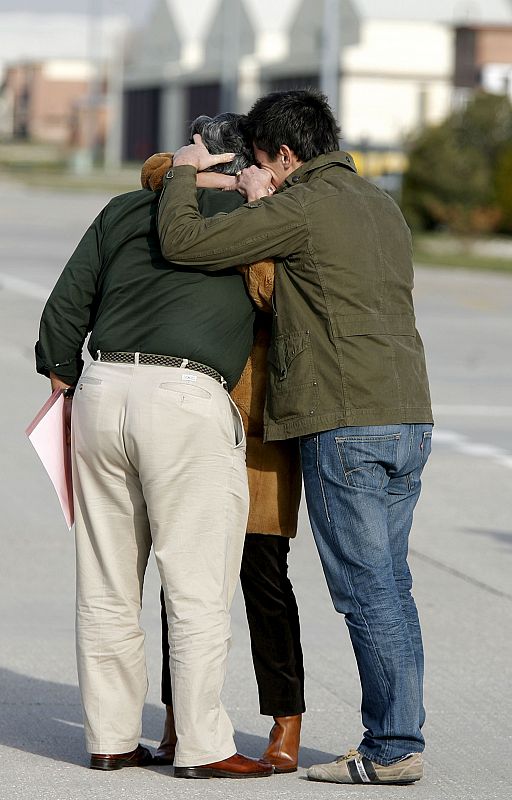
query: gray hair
[{"left": 189, "top": 112, "right": 253, "bottom": 175}]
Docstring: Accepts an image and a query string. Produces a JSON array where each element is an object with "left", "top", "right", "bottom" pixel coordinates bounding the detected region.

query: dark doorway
[
  {"left": 123, "top": 87, "right": 162, "bottom": 162},
  {"left": 184, "top": 83, "right": 221, "bottom": 139},
  {"left": 267, "top": 75, "right": 320, "bottom": 93}
]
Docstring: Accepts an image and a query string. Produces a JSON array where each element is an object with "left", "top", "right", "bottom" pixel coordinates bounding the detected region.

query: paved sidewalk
[{"left": 1, "top": 185, "right": 511, "bottom": 799}]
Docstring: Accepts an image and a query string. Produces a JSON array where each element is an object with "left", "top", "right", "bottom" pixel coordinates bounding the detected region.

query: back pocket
[
  {"left": 335, "top": 433, "right": 400, "bottom": 490},
  {"left": 158, "top": 382, "right": 212, "bottom": 400},
  {"left": 156, "top": 381, "right": 213, "bottom": 418}
]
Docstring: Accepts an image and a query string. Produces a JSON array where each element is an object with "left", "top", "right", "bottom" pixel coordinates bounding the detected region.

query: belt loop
[
  {"left": 96, "top": 350, "right": 101, "bottom": 361},
  {"left": 134, "top": 352, "right": 140, "bottom": 365},
  {"left": 180, "top": 358, "right": 189, "bottom": 368}
]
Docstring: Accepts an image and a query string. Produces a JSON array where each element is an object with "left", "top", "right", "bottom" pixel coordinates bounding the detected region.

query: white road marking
[
  {"left": 0, "top": 272, "right": 49, "bottom": 301},
  {"left": 434, "top": 404, "right": 512, "bottom": 417},
  {"left": 52, "top": 719, "right": 84, "bottom": 729},
  {"left": 434, "top": 429, "right": 512, "bottom": 469}
]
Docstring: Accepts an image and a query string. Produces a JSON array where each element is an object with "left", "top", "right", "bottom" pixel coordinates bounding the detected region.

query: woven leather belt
[{"left": 96, "top": 351, "right": 226, "bottom": 386}]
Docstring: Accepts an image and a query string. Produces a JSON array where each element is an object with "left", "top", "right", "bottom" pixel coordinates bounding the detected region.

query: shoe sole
[
  {"left": 273, "top": 765, "right": 298, "bottom": 774},
  {"left": 174, "top": 766, "right": 273, "bottom": 779},
  {"left": 90, "top": 751, "right": 153, "bottom": 770},
  {"left": 308, "top": 774, "right": 421, "bottom": 785},
  {"left": 90, "top": 760, "right": 126, "bottom": 771},
  {"left": 90, "top": 759, "right": 152, "bottom": 770}
]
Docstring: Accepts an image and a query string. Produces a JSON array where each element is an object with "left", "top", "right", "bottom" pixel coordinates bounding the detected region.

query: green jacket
[{"left": 158, "top": 152, "right": 433, "bottom": 441}]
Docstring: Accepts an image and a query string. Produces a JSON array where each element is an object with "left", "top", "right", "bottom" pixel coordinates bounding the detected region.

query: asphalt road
[{"left": 1, "top": 182, "right": 511, "bottom": 800}]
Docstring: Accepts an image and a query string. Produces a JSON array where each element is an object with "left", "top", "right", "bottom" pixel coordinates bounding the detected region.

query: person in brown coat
[{"left": 140, "top": 114, "right": 305, "bottom": 773}]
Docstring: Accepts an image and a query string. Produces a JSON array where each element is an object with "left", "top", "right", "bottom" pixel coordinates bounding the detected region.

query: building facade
[
  {"left": 0, "top": 12, "right": 128, "bottom": 163},
  {"left": 454, "top": 24, "right": 512, "bottom": 101},
  {"left": 121, "top": 0, "right": 512, "bottom": 166},
  {"left": 1, "top": 60, "right": 93, "bottom": 144}
]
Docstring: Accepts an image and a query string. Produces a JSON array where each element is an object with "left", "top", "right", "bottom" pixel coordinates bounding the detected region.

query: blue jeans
[{"left": 300, "top": 423, "right": 432, "bottom": 765}]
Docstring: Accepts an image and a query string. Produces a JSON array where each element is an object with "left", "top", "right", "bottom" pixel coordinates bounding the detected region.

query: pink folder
[{"left": 26, "top": 389, "right": 74, "bottom": 529}]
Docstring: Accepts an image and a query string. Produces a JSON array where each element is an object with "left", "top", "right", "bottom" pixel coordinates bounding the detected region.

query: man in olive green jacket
[{"left": 156, "top": 90, "right": 433, "bottom": 786}]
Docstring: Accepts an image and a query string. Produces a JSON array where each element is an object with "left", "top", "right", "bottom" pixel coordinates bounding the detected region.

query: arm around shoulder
[{"left": 157, "top": 169, "right": 308, "bottom": 269}]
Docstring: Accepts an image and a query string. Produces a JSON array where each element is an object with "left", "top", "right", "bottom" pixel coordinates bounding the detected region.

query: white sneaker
[{"left": 307, "top": 749, "right": 423, "bottom": 784}]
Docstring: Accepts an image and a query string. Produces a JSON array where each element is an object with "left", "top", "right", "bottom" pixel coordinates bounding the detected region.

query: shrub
[{"left": 402, "top": 92, "right": 512, "bottom": 235}]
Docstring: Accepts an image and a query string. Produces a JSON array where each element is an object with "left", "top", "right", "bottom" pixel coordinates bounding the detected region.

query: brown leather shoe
[
  {"left": 174, "top": 752, "right": 273, "bottom": 779},
  {"left": 152, "top": 704, "right": 178, "bottom": 766},
  {"left": 262, "top": 714, "right": 302, "bottom": 773},
  {"left": 90, "top": 744, "right": 153, "bottom": 770}
]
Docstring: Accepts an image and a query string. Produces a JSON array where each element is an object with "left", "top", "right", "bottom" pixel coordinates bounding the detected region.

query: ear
[
  {"left": 279, "top": 144, "right": 303, "bottom": 173},
  {"left": 279, "top": 145, "right": 294, "bottom": 166}
]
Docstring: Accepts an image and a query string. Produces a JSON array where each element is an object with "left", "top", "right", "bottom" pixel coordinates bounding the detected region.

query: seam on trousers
[
  {"left": 315, "top": 433, "right": 394, "bottom": 756},
  {"left": 315, "top": 436, "right": 331, "bottom": 525}
]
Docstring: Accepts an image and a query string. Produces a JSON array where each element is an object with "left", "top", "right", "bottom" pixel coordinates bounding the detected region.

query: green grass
[
  {"left": 0, "top": 165, "right": 141, "bottom": 195},
  {"left": 0, "top": 143, "right": 141, "bottom": 193},
  {"left": 413, "top": 248, "right": 512, "bottom": 273}
]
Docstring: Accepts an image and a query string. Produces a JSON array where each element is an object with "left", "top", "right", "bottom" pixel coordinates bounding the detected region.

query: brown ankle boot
[
  {"left": 262, "top": 714, "right": 302, "bottom": 773},
  {"left": 153, "top": 704, "right": 177, "bottom": 765}
]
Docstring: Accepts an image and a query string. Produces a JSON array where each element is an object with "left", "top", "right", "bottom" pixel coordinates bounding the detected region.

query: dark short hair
[
  {"left": 189, "top": 112, "right": 253, "bottom": 175},
  {"left": 246, "top": 89, "right": 340, "bottom": 162}
]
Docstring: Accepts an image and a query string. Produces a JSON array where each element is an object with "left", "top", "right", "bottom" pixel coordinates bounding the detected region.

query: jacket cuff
[{"left": 164, "top": 164, "right": 197, "bottom": 182}]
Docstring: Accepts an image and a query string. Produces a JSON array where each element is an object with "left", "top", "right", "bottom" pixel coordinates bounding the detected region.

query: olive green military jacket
[{"left": 158, "top": 152, "right": 433, "bottom": 441}]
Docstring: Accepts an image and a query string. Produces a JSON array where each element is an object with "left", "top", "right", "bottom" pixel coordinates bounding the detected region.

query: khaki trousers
[{"left": 71, "top": 360, "right": 248, "bottom": 766}]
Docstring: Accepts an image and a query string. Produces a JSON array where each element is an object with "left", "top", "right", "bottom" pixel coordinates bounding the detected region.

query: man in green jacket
[{"left": 156, "top": 90, "right": 433, "bottom": 786}]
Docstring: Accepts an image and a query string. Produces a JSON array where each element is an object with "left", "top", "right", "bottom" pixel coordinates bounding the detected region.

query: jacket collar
[{"left": 282, "top": 150, "right": 357, "bottom": 188}]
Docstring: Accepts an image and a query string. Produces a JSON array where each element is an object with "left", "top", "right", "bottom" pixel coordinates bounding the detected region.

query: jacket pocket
[
  {"left": 332, "top": 314, "right": 419, "bottom": 412},
  {"left": 267, "top": 330, "right": 319, "bottom": 421},
  {"left": 332, "top": 313, "right": 416, "bottom": 337}
]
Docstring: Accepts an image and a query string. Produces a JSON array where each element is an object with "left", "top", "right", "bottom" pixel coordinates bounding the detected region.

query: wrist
[
  {"left": 172, "top": 156, "right": 199, "bottom": 170},
  {"left": 196, "top": 172, "right": 235, "bottom": 191},
  {"left": 50, "top": 371, "right": 74, "bottom": 393},
  {"left": 246, "top": 190, "right": 267, "bottom": 203}
]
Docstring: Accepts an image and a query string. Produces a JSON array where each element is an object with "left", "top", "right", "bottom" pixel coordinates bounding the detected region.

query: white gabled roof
[
  {"left": 165, "top": 0, "right": 220, "bottom": 43},
  {"left": 159, "top": 0, "right": 512, "bottom": 50},
  {"left": 164, "top": 0, "right": 302, "bottom": 39},
  {"left": 242, "top": 0, "right": 302, "bottom": 34}
]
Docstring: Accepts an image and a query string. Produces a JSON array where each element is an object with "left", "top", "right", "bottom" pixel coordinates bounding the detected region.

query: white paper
[{"left": 26, "top": 389, "right": 74, "bottom": 529}]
